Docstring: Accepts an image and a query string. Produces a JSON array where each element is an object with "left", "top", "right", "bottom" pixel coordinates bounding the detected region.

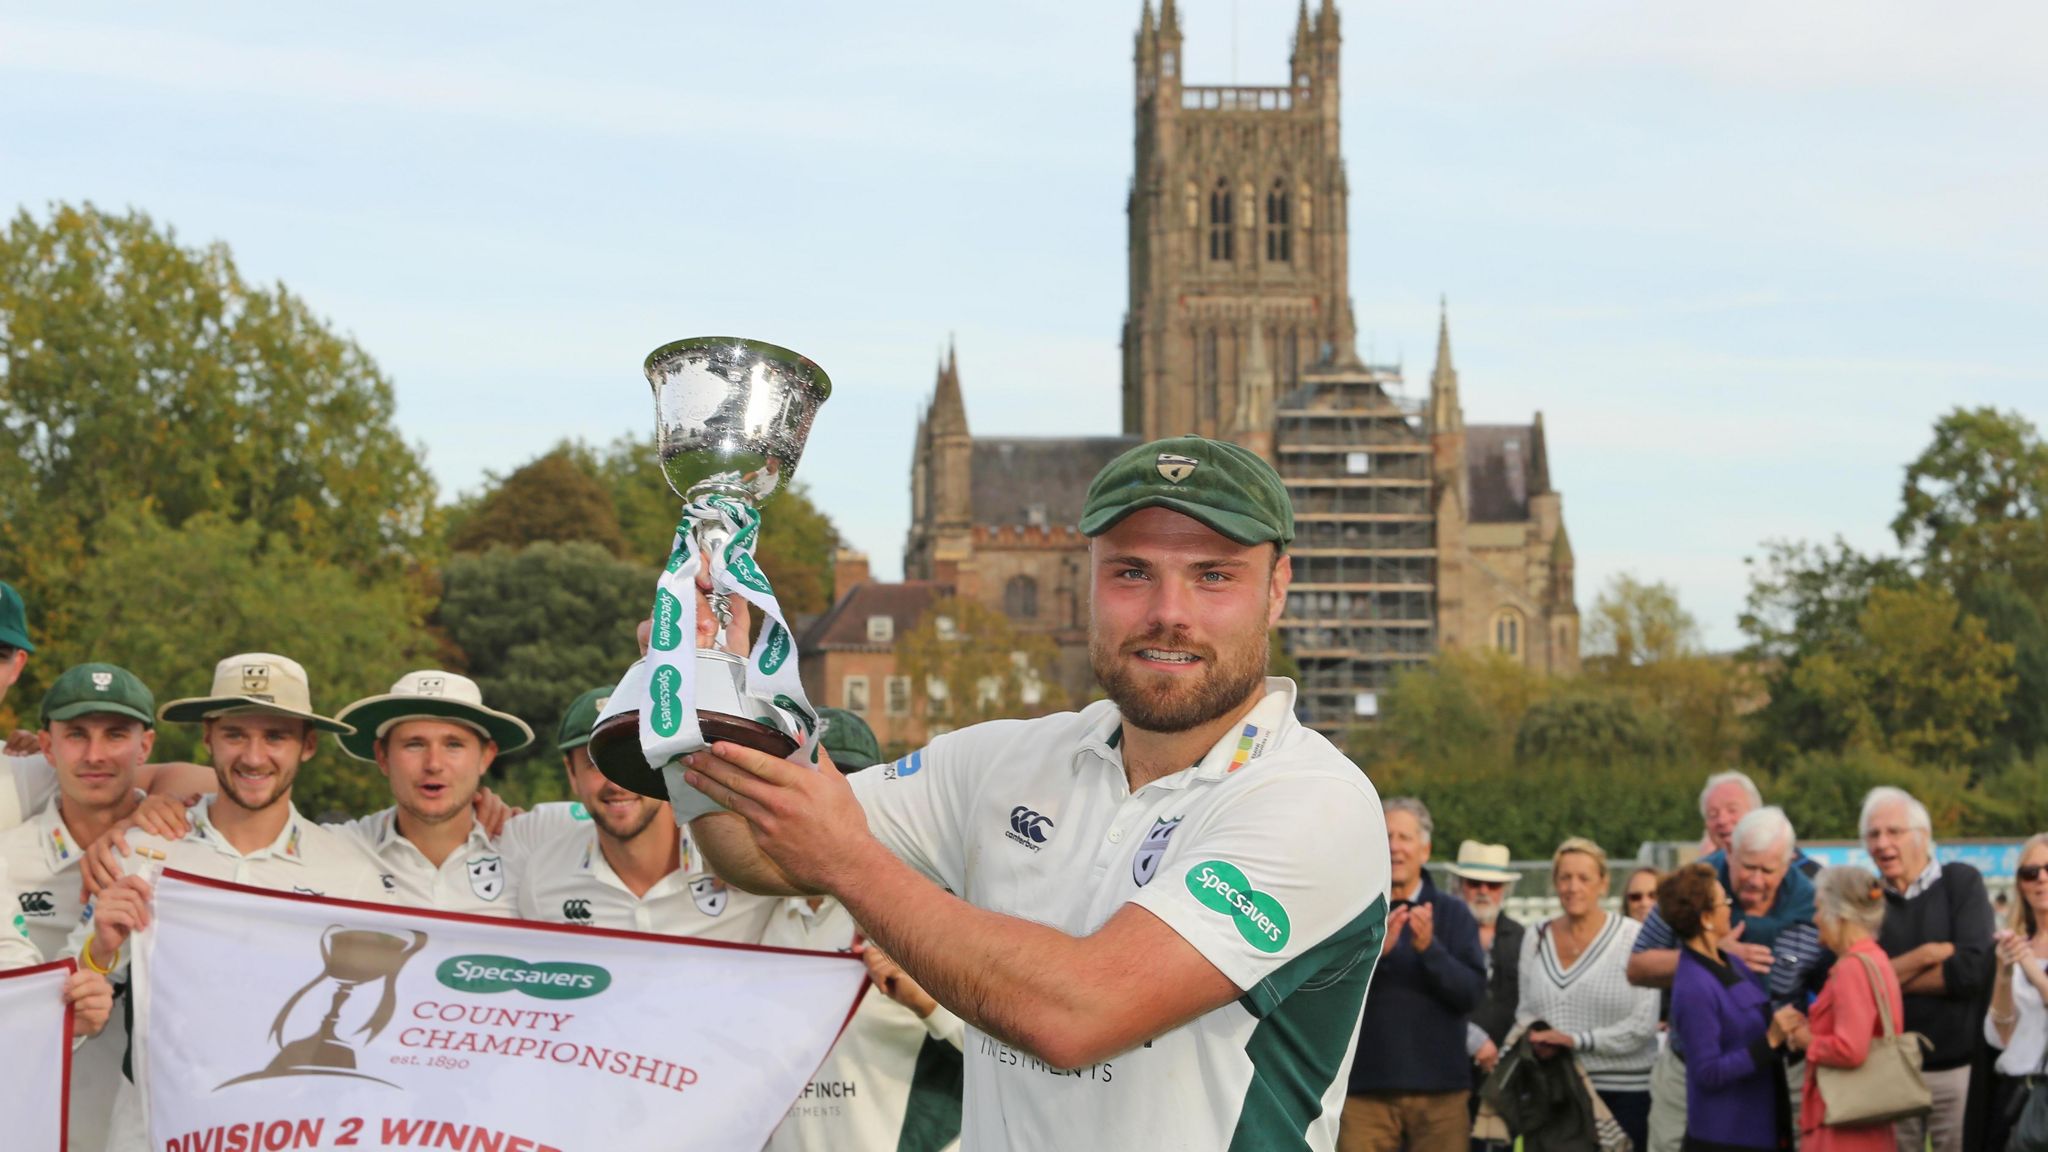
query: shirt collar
[
  {"left": 188, "top": 796, "right": 309, "bottom": 865},
  {"left": 577, "top": 825, "right": 690, "bottom": 900},
  {"left": 368, "top": 806, "right": 494, "bottom": 860},
  {"left": 1076, "top": 677, "right": 1299, "bottom": 790},
  {"left": 1892, "top": 858, "right": 1943, "bottom": 900},
  {"left": 32, "top": 798, "right": 82, "bottom": 874}
]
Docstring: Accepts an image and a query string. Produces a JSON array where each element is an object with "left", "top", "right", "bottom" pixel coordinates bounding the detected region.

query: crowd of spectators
[{"left": 1339, "top": 771, "right": 2045, "bottom": 1152}]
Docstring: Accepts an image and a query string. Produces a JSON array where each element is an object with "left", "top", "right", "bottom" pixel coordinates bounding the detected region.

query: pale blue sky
[{"left": 3, "top": 2, "right": 2042, "bottom": 649}]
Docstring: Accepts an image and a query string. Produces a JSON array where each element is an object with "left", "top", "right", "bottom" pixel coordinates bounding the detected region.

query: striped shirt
[{"left": 1517, "top": 912, "right": 1658, "bottom": 1091}]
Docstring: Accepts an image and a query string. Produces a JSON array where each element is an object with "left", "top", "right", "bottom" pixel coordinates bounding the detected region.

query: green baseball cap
[
  {"left": 0, "top": 581, "right": 34, "bottom": 652},
  {"left": 557, "top": 686, "right": 615, "bottom": 751},
  {"left": 1078, "top": 434, "right": 1294, "bottom": 547},
  {"left": 41, "top": 663, "right": 155, "bottom": 728},
  {"left": 818, "top": 707, "right": 881, "bottom": 772}
]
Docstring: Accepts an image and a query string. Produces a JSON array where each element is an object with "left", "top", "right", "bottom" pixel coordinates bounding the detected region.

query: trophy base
[{"left": 590, "top": 709, "right": 797, "bottom": 800}]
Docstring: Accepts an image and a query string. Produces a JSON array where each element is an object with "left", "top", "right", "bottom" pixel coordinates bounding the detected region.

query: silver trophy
[{"left": 591, "top": 337, "right": 832, "bottom": 799}]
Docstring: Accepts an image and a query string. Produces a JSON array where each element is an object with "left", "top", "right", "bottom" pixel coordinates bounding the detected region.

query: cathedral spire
[
  {"left": 1140, "top": 0, "right": 1156, "bottom": 43},
  {"left": 1294, "top": 0, "right": 1311, "bottom": 52},
  {"left": 1429, "top": 296, "right": 1463, "bottom": 435},
  {"left": 930, "top": 340, "right": 968, "bottom": 438},
  {"left": 1160, "top": 0, "right": 1180, "bottom": 36}
]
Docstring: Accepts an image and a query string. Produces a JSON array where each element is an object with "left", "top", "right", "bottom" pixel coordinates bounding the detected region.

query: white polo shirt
[
  {"left": 509, "top": 820, "right": 780, "bottom": 943},
  {"left": 763, "top": 897, "right": 965, "bottom": 1152},
  {"left": 0, "top": 858, "right": 45, "bottom": 968},
  {"left": 0, "top": 798, "right": 129, "bottom": 1152},
  {"left": 334, "top": 807, "right": 522, "bottom": 916},
  {"left": 845, "top": 678, "right": 1390, "bottom": 1152},
  {"left": 81, "top": 796, "right": 392, "bottom": 1152},
  {"left": 0, "top": 752, "right": 57, "bottom": 831}
]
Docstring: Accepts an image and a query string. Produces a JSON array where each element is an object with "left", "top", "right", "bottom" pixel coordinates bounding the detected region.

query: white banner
[
  {"left": 0, "top": 959, "right": 75, "bottom": 1152},
  {"left": 134, "top": 871, "right": 868, "bottom": 1152}
]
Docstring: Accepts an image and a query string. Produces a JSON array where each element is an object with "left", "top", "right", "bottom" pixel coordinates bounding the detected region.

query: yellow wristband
[{"left": 81, "top": 935, "right": 118, "bottom": 975}]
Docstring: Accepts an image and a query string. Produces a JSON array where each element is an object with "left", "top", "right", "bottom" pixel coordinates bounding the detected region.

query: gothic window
[
  {"left": 1265, "top": 180, "right": 1291, "bottom": 263},
  {"left": 1492, "top": 609, "right": 1524, "bottom": 659},
  {"left": 1208, "top": 178, "right": 1234, "bottom": 262},
  {"left": 1004, "top": 574, "right": 1039, "bottom": 619}
]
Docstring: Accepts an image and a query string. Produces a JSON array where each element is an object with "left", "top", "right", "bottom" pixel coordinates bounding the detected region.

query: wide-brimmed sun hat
[
  {"left": 334, "top": 670, "right": 533, "bottom": 762},
  {"left": 158, "top": 653, "right": 353, "bottom": 734},
  {"left": 1446, "top": 840, "right": 1519, "bottom": 884}
]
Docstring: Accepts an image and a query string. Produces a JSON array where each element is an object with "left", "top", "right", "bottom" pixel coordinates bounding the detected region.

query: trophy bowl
[
  {"left": 591, "top": 651, "right": 797, "bottom": 800},
  {"left": 646, "top": 336, "right": 833, "bottom": 502},
  {"left": 591, "top": 337, "right": 830, "bottom": 801}
]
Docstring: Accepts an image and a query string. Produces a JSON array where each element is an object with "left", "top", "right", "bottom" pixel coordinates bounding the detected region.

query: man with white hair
[
  {"left": 1340, "top": 798, "right": 1485, "bottom": 1152},
  {"left": 1629, "top": 805, "right": 1817, "bottom": 1152},
  {"left": 1860, "top": 785, "right": 1993, "bottom": 1152}
]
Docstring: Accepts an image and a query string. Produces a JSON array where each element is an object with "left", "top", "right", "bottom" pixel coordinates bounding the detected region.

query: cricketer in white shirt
[{"left": 762, "top": 896, "right": 966, "bottom": 1152}]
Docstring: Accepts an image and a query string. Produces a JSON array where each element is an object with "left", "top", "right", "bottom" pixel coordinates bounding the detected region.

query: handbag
[
  {"left": 2007, "top": 1033, "right": 2048, "bottom": 1152},
  {"left": 1814, "top": 950, "right": 1933, "bottom": 1127}
]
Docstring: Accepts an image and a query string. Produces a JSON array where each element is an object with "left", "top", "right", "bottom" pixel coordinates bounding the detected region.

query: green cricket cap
[
  {"left": 557, "top": 686, "right": 615, "bottom": 751},
  {"left": 818, "top": 707, "right": 881, "bottom": 772},
  {"left": 1078, "top": 434, "right": 1294, "bottom": 546},
  {"left": 41, "top": 663, "right": 155, "bottom": 728},
  {"left": 0, "top": 581, "right": 34, "bottom": 652}
]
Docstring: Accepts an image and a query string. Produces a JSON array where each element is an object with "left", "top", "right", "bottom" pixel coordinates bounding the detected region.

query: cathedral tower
[{"left": 1122, "top": 0, "right": 1359, "bottom": 455}]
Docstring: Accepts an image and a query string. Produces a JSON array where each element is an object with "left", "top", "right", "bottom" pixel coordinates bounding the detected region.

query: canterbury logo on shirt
[
  {"left": 17, "top": 891, "right": 54, "bottom": 916},
  {"left": 1006, "top": 806, "right": 1054, "bottom": 850},
  {"left": 562, "top": 899, "right": 593, "bottom": 923}
]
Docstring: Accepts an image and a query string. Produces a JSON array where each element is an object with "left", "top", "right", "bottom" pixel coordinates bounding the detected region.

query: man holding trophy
[{"left": 583, "top": 342, "right": 1388, "bottom": 1152}]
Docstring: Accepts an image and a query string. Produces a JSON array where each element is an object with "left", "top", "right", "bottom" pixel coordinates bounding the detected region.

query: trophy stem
[{"left": 683, "top": 476, "right": 759, "bottom": 636}]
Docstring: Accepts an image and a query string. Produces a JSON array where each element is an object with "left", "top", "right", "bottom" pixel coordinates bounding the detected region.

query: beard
[
  {"left": 1092, "top": 618, "right": 1270, "bottom": 735},
  {"left": 1468, "top": 901, "right": 1502, "bottom": 927},
  {"left": 588, "top": 792, "right": 661, "bottom": 843}
]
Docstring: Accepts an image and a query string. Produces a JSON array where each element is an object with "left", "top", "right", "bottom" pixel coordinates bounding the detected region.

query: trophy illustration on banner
[
  {"left": 590, "top": 337, "right": 832, "bottom": 802},
  {"left": 220, "top": 926, "right": 427, "bottom": 1088}
]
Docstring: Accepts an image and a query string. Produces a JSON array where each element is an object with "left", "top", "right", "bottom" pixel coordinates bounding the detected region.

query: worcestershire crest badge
[
  {"left": 467, "top": 855, "right": 504, "bottom": 901},
  {"left": 1131, "top": 816, "right": 1184, "bottom": 887},
  {"left": 1156, "top": 453, "right": 1199, "bottom": 484},
  {"left": 690, "top": 875, "right": 729, "bottom": 917}
]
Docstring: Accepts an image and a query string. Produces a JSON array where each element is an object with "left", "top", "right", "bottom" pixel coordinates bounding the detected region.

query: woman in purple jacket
[{"left": 1663, "top": 862, "right": 1792, "bottom": 1151}]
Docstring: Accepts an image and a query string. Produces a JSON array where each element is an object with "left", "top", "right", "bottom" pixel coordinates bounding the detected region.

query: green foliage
[
  {"left": 1267, "top": 631, "right": 1301, "bottom": 681},
  {"left": 895, "top": 597, "right": 1066, "bottom": 730},
  {"left": 45, "top": 505, "right": 435, "bottom": 819},
  {"left": 449, "top": 449, "right": 628, "bottom": 557},
  {"left": 1892, "top": 406, "right": 2048, "bottom": 593},
  {"left": 1515, "top": 693, "right": 1677, "bottom": 765},
  {"left": 433, "top": 542, "right": 656, "bottom": 806},
  {"left": 0, "top": 202, "right": 438, "bottom": 716},
  {"left": 1584, "top": 574, "right": 1699, "bottom": 666}
]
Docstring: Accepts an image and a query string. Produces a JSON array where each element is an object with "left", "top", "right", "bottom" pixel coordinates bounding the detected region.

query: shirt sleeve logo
[
  {"left": 1131, "top": 816, "right": 1184, "bottom": 887},
  {"left": 1187, "top": 860, "right": 1291, "bottom": 954},
  {"left": 881, "top": 748, "right": 925, "bottom": 781}
]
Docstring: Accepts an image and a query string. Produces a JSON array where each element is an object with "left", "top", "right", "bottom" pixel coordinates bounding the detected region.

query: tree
[
  {"left": 895, "top": 597, "right": 1066, "bottom": 731},
  {"left": 44, "top": 505, "right": 436, "bottom": 818},
  {"left": 449, "top": 448, "right": 629, "bottom": 557},
  {"left": 1775, "top": 585, "right": 2015, "bottom": 767},
  {"left": 1584, "top": 574, "right": 1699, "bottom": 667},
  {"left": 433, "top": 542, "right": 656, "bottom": 805},
  {"left": 0, "top": 202, "right": 438, "bottom": 709},
  {"left": 582, "top": 436, "right": 843, "bottom": 619},
  {"left": 1892, "top": 407, "right": 2048, "bottom": 592},
  {"left": 1739, "top": 539, "right": 1912, "bottom": 665},
  {"left": 1514, "top": 693, "right": 1677, "bottom": 766}
]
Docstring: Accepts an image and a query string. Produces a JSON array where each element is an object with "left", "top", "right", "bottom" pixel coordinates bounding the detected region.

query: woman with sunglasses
[
  {"left": 1625, "top": 867, "right": 1661, "bottom": 922},
  {"left": 1986, "top": 833, "right": 2048, "bottom": 1151}
]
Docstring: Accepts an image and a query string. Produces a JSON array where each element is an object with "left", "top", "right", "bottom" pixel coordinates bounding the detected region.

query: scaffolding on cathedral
[{"left": 1274, "top": 360, "right": 1437, "bottom": 732}]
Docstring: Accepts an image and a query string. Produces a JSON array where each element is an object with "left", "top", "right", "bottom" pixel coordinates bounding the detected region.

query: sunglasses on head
[{"left": 2020, "top": 864, "right": 2047, "bottom": 882}]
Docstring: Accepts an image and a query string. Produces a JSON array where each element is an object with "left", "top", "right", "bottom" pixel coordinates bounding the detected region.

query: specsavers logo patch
[
  {"left": 436, "top": 955, "right": 612, "bottom": 1001},
  {"left": 1187, "top": 860, "right": 1290, "bottom": 954}
]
